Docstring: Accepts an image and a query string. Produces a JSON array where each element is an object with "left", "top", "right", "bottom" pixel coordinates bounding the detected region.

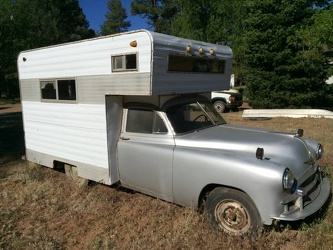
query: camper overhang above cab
[{"left": 18, "top": 29, "right": 232, "bottom": 99}]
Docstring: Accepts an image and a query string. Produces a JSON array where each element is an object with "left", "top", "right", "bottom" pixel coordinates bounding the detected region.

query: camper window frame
[
  {"left": 111, "top": 53, "right": 138, "bottom": 72},
  {"left": 167, "top": 54, "right": 226, "bottom": 74},
  {"left": 40, "top": 79, "right": 77, "bottom": 103}
]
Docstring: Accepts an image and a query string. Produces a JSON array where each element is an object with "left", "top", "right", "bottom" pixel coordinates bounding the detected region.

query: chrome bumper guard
[{"left": 273, "top": 170, "right": 330, "bottom": 221}]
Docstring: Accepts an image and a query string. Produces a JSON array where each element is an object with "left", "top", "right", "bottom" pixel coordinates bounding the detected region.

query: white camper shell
[{"left": 18, "top": 30, "right": 232, "bottom": 185}]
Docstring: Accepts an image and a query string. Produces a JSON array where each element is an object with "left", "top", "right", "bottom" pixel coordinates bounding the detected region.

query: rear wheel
[
  {"left": 205, "top": 187, "right": 262, "bottom": 236},
  {"left": 64, "top": 164, "right": 89, "bottom": 187},
  {"left": 213, "top": 100, "right": 226, "bottom": 113}
]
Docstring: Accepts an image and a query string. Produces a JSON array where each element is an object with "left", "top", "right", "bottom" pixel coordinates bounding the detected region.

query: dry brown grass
[{"left": 1, "top": 110, "right": 332, "bottom": 250}]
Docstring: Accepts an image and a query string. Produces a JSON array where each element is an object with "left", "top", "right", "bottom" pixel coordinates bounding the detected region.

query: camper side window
[
  {"left": 112, "top": 54, "right": 137, "bottom": 71},
  {"left": 41, "top": 81, "right": 57, "bottom": 100},
  {"left": 58, "top": 80, "right": 76, "bottom": 100},
  {"left": 40, "top": 79, "right": 76, "bottom": 102}
]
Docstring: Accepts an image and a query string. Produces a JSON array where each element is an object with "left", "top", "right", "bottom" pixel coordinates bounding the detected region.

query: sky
[{"left": 78, "top": 0, "right": 150, "bottom": 33}]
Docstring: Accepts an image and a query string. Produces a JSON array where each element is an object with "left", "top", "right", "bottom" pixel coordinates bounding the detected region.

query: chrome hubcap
[{"left": 214, "top": 104, "right": 223, "bottom": 112}]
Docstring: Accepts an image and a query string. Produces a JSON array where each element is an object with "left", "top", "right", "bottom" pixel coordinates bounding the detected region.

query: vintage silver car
[{"left": 118, "top": 95, "right": 330, "bottom": 235}]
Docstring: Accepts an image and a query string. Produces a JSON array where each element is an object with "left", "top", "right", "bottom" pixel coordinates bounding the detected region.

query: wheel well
[
  {"left": 53, "top": 160, "right": 71, "bottom": 173},
  {"left": 212, "top": 98, "right": 226, "bottom": 104},
  {"left": 198, "top": 184, "right": 247, "bottom": 212}
]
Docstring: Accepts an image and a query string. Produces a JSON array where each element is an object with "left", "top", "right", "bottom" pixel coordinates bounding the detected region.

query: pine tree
[
  {"left": 171, "top": 0, "right": 213, "bottom": 41},
  {"left": 131, "top": 0, "right": 176, "bottom": 33},
  {"left": 100, "top": 0, "right": 131, "bottom": 35},
  {"left": 0, "top": 0, "right": 95, "bottom": 98},
  {"left": 0, "top": 0, "right": 16, "bottom": 97},
  {"left": 243, "top": 0, "right": 330, "bottom": 109},
  {"left": 13, "top": 0, "right": 95, "bottom": 48}
]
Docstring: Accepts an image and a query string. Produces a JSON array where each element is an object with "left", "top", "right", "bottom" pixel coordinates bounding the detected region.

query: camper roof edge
[
  {"left": 17, "top": 30, "right": 233, "bottom": 97},
  {"left": 17, "top": 29, "right": 232, "bottom": 55},
  {"left": 17, "top": 29, "right": 152, "bottom": 54}
]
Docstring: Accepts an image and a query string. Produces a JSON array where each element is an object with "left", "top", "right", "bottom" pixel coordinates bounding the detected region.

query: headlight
[
  {"left": 228, "top": 96, "right": 235, "bottom": 103},
  {"left": 283, "top": 168, "right": 296, "bottom": 190},
  {"left": 316, "top": 143, "right": 324, "bottom": 160}
]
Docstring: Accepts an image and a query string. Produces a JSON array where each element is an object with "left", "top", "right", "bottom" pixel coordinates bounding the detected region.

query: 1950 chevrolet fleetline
[{"left": 116, "top": 95, "right": 330, "bottom": 235}]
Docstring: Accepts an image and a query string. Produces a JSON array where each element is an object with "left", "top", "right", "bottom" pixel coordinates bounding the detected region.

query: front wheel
[
  {"left": 213, "top": 100, "right": 227, "bottom": 113},
  {"left": 205, "top": 187, "right": 262, "bottom": 236}
]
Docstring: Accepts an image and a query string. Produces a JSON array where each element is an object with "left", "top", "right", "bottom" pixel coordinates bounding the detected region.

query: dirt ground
[
  {"left": 0, "top": 104, "right": 22, "bottom": 115},
  {"left": 1, "top": 103, "right": 332, "bottom": 249}
]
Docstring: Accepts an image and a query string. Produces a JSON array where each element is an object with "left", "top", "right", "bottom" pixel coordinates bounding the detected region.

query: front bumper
[
  {"left": 272, "top": 175, "right": 330, "bottom": 221},
  {"left": 226, "top": 101, "right": 243, "bottom": 109}
]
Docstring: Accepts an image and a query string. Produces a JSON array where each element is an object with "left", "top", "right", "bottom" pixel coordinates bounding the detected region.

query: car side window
[
  {"left": 153, "top": 113, "right": 168, "bottom": 134},
  {"left": 126, "top": 109, "right": 168, "bottom": 134}
]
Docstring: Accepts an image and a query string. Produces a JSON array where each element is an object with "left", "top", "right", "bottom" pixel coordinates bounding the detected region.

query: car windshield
[{"left": 166, "top": 101, "right": 227, "bottom": 134}]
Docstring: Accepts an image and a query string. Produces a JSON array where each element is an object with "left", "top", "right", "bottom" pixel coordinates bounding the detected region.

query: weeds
[
  {"left": 25, "top": 162, "right": 43, "bottom": 181},
  {"left": 1, "top": 158, "right": 332, "bottom": 250},
  {"left": 92, "top": 237, "right": 115, "bottom": 250},
  {"left": 1, "top": 114, "right": 332, "bottom": 249}
]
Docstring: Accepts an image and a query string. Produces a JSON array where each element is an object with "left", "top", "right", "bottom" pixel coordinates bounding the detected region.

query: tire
[
  {"left": 64, "top": 164, "right": 89, "bottom": 188},
  {"left": 213, "top": 100, "right": 226, "bottom": 113},
  {"left": 205, "top": 187, "right": 262, "bottom": 236}
]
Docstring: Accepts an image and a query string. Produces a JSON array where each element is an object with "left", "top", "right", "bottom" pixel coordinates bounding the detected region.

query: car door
[{"left": 117, "top": 107, "right": 175, "bottom": 202}]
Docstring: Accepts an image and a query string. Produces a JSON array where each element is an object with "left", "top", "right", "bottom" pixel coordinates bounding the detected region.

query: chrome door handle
[{"left": 120, "top": 137, "right": 130, "bottom": 141}]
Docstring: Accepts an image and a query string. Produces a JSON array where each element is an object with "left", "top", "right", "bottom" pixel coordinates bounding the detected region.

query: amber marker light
[
  {"left": 186, "top": 45, "right": 192, "bottom": 53},
  {"left": 209, "top": 49, "right": 215, "bottom": 55},
  {"left": 130, "top": 40, "right": 137, "bottom": 47},
  {"left": 199, "top": 47, "right": 204, "bottom": 54}
]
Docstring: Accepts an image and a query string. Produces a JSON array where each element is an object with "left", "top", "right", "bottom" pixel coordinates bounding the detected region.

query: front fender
[
  {"left": 211, "top": 97, "right": 227, "bottom": 103},
  {"left": 304, "top": 138, "right": 321, "bottom": 160},
  {"left": 172, "top": 146, "right": 286, "bottom": 225}
]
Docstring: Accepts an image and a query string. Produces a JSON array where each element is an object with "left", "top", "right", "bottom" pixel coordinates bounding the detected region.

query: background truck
[
  {"left": 18, "top": 30, "right": 330, "bottom": 236},
  {"left": 211, "top": 89, "right": 243, "bottom": 113}
]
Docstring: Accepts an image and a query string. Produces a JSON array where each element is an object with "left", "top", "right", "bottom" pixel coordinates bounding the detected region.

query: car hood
[{"left": 175, "top": 124, "right": 313, "bottom": 175}]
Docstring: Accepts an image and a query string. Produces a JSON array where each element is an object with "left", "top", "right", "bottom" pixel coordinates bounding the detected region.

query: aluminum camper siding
[
  {"left": 22, "top": 101, "right": 112, "bottom": 184},
  {"left": 18, "top": 30, "right": 153, "bottom": 98},
  {"left": 18, "top": 30, "right": 233, "bottom": 98},
  {"left": 149, "top": 32, "right": 233, "bottom": 94},
  {"left": 17, "top": 31, "right": 155, "bottom": 185}
]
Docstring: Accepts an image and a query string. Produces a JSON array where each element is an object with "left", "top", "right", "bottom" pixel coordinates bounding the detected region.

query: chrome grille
[
  {"left": 234, "top": 96, "right": 242, "bottom": 101},
  {"left": 299, "top": 172, "right": 321, "bottom": 207},
  {"left": 281, "top": 170, "right": 322, "bottom": 215}
]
